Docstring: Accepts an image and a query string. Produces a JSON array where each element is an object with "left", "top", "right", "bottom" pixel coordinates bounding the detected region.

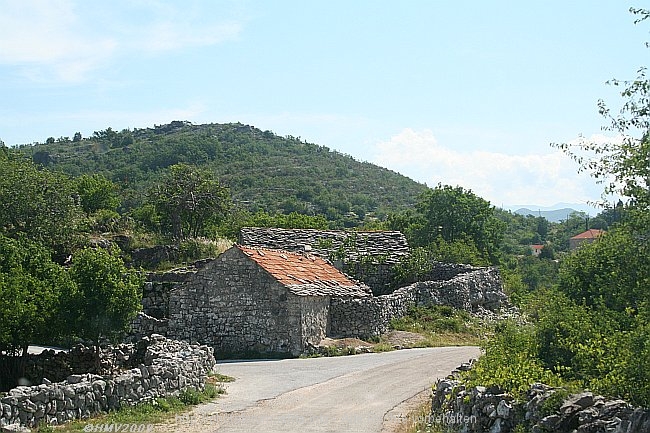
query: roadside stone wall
[
  {"left": 0, "top": 335, "right": 215, "bottom": 430},
  {"left": 330, "top": 267, "right": 507, "bottom": 339},
  {"left": 432, "top": 366, "right": 650, "bottom": 433}
]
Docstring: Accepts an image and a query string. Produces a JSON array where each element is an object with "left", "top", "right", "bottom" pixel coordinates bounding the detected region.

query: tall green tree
[
  {"left": 0, "top": 235, "right": 75, "bottom": 389},
  {"left": 68, "top": 248, "right": 143, "bottom": 367},
  {"left": 0, "top": 153, "right": 84, "bottom": 257},
  {"left": 411, "top": 184, "right": 505, "bottom": 262},
  {"left": 150, "top": 163, "right": 231, "bottom": 240}
]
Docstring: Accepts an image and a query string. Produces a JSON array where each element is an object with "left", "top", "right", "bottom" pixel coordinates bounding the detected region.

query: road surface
[{"left": 168, "top": 346, "right": 480, "bottom": 433}]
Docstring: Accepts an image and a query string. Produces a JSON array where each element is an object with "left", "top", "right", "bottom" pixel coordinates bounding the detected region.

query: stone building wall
[
  {"left": 330, "top": 267, "right": 506, "bottom": 339},
  {"left": 167, "top": 248, "right": 328, "bottom": 356},
  {"left": 0, "top": 335, "right": 215, "bottom": 429}
]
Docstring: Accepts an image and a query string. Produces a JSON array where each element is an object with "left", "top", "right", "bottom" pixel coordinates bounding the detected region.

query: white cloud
[
  {"left": 0, "top": 0, "right": 242, "bottom": 83},
  {"left": 373, "top": 128, "right": 603, "bottom": 207}
]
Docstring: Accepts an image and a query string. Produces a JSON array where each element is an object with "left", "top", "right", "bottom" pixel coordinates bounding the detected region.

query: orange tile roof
[
  {"left": 237, "top": 245, "right": 370, "bottom": 297},
  {"left": 570, "top": 229, "right": 605, "bottom": 240}
]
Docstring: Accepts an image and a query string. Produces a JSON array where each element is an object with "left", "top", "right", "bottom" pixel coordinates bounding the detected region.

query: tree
[
  {"left": 552, "top": 8, "right": 649, "bottom": 211},
  {"left": 0, "top": 235, "right": 75, "bottom": 389},
  {"left": 75, "top": 173, "right": 121, "bottom": 214},
  {"left": 0, "top": 153, "right": 85, "bottom": 258},
  {"left": 150, "top": 163, "right": 231, "bottom": 240},
  {"left": 68, "top": 248, "right": 143, "bottom": 368},
  {"left": 411, "top": 184, "right": 505, "bottom": 263}
]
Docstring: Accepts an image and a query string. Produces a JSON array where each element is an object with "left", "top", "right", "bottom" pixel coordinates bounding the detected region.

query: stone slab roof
[
  {"left": 239, "top": 227, "right": 409, "bottom": 263},
  {"left": 237, "top": 245, "right": 371, "bottom": 297}
]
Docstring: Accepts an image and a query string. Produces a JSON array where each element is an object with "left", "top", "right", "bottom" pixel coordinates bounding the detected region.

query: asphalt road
[{"left": 167, "top": 346, "right": 480, "bottom": 433}]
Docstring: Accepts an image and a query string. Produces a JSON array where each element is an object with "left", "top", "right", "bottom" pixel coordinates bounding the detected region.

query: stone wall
[
  {"left": 432, "top": 366, "right": 650, "bottom": 433},
  {"left": 329, "top": 267, "right": 507, "bottom": 339},
  {"left": 0, "top": 335, "right": 215, "bottom": 430},
  {"left": 239, "top": 227, "right": 410, "bottom": 262},
  {"left": 167, "top": 248, "right": 327, "bottom": 356},
  {"left": 141, "top": 261, "right": 210, "bottom": 319}
]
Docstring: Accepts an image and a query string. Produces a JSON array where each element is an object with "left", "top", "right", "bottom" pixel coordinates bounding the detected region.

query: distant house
[
  {"left": 569, "top": 229, "right": 605, "bottom": 250},
  {"left": 168, "top": 245, "right": 370, "bottom": 356},
  {"left": 530, "top": 244, "right": 545, "bottom": 257}
]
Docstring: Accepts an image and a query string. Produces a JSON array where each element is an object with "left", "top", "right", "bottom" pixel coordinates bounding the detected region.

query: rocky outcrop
[
  {"left": 0, "top": 336, "right": 215, "bottom": 430},
  {"left": 432, "top": 364, "right": 650, "bottom": 433}
]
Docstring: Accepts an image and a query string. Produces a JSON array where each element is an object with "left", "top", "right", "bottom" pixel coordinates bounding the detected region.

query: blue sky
[{"left": 1, "top": 1, "right": 647, "bottom": 210}]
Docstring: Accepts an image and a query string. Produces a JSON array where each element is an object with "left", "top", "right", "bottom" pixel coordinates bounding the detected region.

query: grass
[
  {"left": 33, "top": 375, "right": 234, "bottom": 432},
  {"left": 388, "top": 305, "right": 491, "bottom": 347}
]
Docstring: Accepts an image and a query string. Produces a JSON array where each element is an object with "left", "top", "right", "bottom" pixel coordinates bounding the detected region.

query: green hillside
[{"left": 16, "top": 121, "right": 427, "bottom": 226}]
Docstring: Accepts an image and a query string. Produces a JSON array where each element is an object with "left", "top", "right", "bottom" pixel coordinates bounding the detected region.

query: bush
[{"left": 464, "top": 321, "right": 562, "bottom": 397}]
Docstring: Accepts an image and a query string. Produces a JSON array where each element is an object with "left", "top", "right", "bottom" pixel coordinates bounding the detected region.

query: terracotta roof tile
[
  {"left": 570, "top": 229, "right": 605, "bottom": 240},
  {"left": 237, "top": 245, "right": 370, "bottom": 297}
]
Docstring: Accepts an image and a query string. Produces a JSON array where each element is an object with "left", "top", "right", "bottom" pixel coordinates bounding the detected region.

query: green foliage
[
  {"left": 75, "top": 173, "right": 121, "bottom": 214},
  {"left": 558, "top": 223, "right": 649, "bottom": 313},
  {"left": 15, "top": 122, "right": 427, "bottom": 229},
  {"left": 0, "top": 154, "right": 85, "bottom": 257},
  {"left": 0, "top": 235, "right": 74, "bottom": 356},
  {"left": 68, "top": 248, "right": 144, "bottom": 344},
  {"left": 150, "top": 163, "right": 231, "bottom": 240},
  {"left": 463, "top": 321, "right": 562, "bottom": 397},
  {"left": 388, "top": 184, "right": 504, "bottom": 265},
  {"left": 390, "top": 305, "right": 473, "bottom": 334}
]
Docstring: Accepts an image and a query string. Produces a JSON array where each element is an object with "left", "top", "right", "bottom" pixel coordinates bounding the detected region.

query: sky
[{"left": 1, "top": 1, "right": 648, "bottom": 211}]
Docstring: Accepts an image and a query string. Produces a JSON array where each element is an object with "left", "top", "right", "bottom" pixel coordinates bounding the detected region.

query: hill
[{"left": 15, "top": 121, "right": 428, "bottom": 227}]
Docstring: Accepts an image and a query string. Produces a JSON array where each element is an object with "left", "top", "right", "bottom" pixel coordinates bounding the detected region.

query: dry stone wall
[
  {"left": 330, "top": 267, "right": 507, "bottom": 339},
  {"left": 432, "top": 364, "right": 650, "bottom": 433},
  {"left": 0, "top": 335, "right": 215, "bottom": 430},
  {"left": 239, "top": 227, "right": 410, "bottom": 262}
]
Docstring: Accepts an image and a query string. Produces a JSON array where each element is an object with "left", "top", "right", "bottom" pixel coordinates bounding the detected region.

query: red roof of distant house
[
  {"left": 531, "top": 244, "right": 545, "bottom": 250},
  {"left": 570, "top": 229, "right": 605, "bottom": 240},
  {"left": 237, "top": 245, "right": 370, "bottom": 297}
]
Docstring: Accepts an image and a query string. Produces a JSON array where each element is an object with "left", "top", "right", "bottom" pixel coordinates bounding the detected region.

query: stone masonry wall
[
  {"left": 329, "top": 267, "right": 506, "bottom": 339},
  {"left": 432, "top": 364, "right": 650, "bottom": 433},
  {"left": 239, "top": 228, "right": 410, "bottom": 262},
  {"left": 0, "top": 335, "right": 215, "bottom": 429},
  {"left": 167, "top": 248, "right": 322, "bottom": 356}
]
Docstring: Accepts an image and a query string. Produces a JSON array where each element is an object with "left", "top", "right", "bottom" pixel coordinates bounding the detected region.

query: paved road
[{"left": 168, "top": 346, "right": 480, "bottom": 433}]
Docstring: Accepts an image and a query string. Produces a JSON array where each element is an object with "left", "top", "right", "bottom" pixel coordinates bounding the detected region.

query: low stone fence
[
  {"left": 431, "top": 363, "right": 650, "bottom": 433},
  {"left": 0, "top": 335, "right": 215, "bottom": 429},
  {"left": 329, "top": 267, "right": 507, "bottom": 339}
]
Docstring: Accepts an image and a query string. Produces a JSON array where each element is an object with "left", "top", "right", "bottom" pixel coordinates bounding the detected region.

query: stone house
[
  {"left": 569, "top": 229, "right": 604, "bottom": 250},
  {"left": 167, "top": 245, "right": 370, "bottom": 356},
  {"left": 239, "top": 227, "right": 410, "bottom": 294}
]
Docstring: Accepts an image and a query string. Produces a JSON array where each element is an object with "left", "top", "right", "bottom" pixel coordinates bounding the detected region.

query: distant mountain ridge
[{"left": 512, "top": 204, "right": 595, "bottom": 222}]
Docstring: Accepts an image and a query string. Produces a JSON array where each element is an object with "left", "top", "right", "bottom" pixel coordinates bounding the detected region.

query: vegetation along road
[{"left": 167, "top": 346, "right": 479, "bottom": 433}]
